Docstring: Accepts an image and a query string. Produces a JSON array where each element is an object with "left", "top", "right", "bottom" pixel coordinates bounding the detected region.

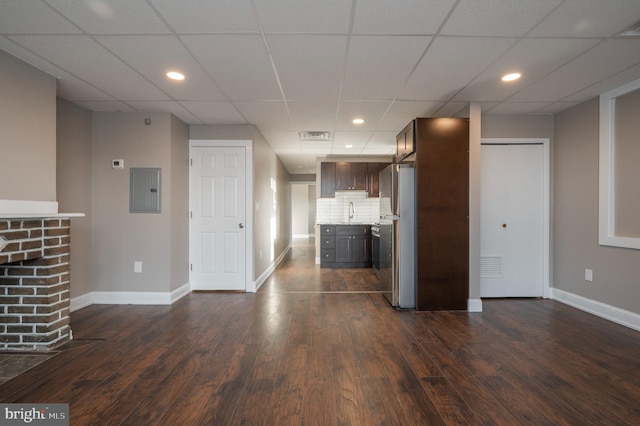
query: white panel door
[
  {"left": 481, "top": 144, "right": 544, "bottom": 297},
  {"left": 190, "top": 147, "right": 246, "bottom": 290}
]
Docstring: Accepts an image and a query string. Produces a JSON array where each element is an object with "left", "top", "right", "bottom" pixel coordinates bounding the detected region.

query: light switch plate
[{"left": 134, "top": 261, "right": 143, "bottom": 273}]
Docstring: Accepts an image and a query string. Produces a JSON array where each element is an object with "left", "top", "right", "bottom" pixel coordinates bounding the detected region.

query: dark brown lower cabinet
[{"left": 320, "top": 225, "right": 371, "bottom": 268}]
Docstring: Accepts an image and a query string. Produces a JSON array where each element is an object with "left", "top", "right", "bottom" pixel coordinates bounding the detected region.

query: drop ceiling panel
[
  {"left": 288, "top": 101, "right": 338, "bottom": 131},
  {"left": 510, "top": 39, "right": 640, "bottom": 102},
  {"left": 563, "top": 63, "right": 640, "bottom": 102},
  {"left": 73, "top": 101, "right": 134, "bottom": 112},
  {"left": 441, "top": 0, "right": 561, "bottom": 36},
  {"left": 352, "top": 0, "right": 455, "bottom": 35},
  {"left": 529, "top": 0, "right": 640, "bottom": 37},
  {"left": 0, "top": 1, "right": 81, "bottom": 34},
  {"left": 453, "top": 38, "right": 600, "bottom": 102},
  {"left": 234, "top": 101, "right": 292, "bottom": 130},
  {"left": 127, "top": 101, "right": 203, "bottom": 124},
  {"left": 181, "top": 35, "right": 281, "bottom": 101},
  {"left": 258, "top": 131, "right": 300, "bottom": 150},
  {"left": 299, "top": 141, "right": 334, "bottom": 155},
  {"left": 179, "top": 101, "right": 247, "bottom": 125},
  {"left": 365, "top": 131, "right": 397, "bottom": 149},
  {"left": 95, "top": 35, "right": 226, "bottom": 101},
  {"left": 149, "top": 0, "right": 258, "bottom": 33},
  {"left": 254, "top": 0, "right": 352, "bottom": 33},
  {"left": 487, "top": 102, "right": 555, "bottom": 115},
  {"left": 335, "top": 101, "right": 392, "bottom": 131},
  {"left": 436, "top": 102, "right": 474, "bottom": 117},
  {"left": 46, "top": 0, "right": 172, "bottom": 34},
  {"left": 342, "top": 35, "right": 432, "bottom": 100},
  {"left": 400, "top": 37, "right": 515, "bottom": 100},
  {"left": 9, "top": 35, "right": 170, "bottom": 101},
  {"left": 379, "top": 101, "right": 444, "bottom": 130},
  {"left": 267, "top": 35, "right": 347, "bottom": 101},
  {"left": 57, "top": 76, "right": 116, "bottom": 102},
  {"left": 535, "top": 102, "right": 583, "bottom": 114}
]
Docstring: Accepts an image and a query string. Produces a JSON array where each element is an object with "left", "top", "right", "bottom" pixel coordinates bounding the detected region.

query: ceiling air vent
[
  {"left": 617, "top": 19, "right": 640, "bottom": 37},
  {"left": 298, "top": 131, "right": 333, "bottom": 142}
]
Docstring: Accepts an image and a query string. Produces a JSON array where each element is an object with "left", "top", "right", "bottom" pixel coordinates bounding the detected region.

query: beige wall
[
  {"left": 482, "top": 114, "right": 553, "bottom": 139},
  {"left": 92, "top": 112, "right": 185, "bottom": 293},
  {"left": 170, "top": 115, "right": 190, "bottom": 291},
  {"left": 0, "top": 50, "right": 57, "bottom": 202},
  {"left": 554, "top": 98, "right": 640, "bottom": 314},
  {"left": 56, "top": 99, "right": 93, "bottom": 299}
]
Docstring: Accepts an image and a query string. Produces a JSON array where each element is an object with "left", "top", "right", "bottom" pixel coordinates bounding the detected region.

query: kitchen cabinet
[
  {"left": 320, "top": 161, "right": 389, "bottom": 197},
  {"left": 395, "top": 120, "right": 415, "bottom": 162},
  {"left": 335, "top": 162, "right": 367, "bottom": 190},
  {"left": 367, "top": 162, "right": 387, "bottom": 198},
  {"left": 320, "top": 162, "right": 336, "bottom": 197},
  {"left": 320, "top": 224, "right": 371, "bottom": 268}
]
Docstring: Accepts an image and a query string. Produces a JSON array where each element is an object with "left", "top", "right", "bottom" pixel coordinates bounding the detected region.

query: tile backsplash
[{"left": 316, "top": 191, "right": 380, "bottom": 224}]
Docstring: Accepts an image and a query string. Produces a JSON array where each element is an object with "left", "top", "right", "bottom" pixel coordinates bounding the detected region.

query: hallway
[{"left": 1, "top": 241, "right": 639, "bottom": 424}]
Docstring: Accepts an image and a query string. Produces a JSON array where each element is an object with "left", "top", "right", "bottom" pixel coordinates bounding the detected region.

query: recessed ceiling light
[
  {"left": 352, "top": 118, "right": 364, "bottom": 125},
  {"left": 501, "top": 72, "right": 521, "bottom": 82},
  {"left": 345, "top": 144, "right": 353, "bottom": 149},
  {"left": 167, "top": 71, "right": 185, "bottom": 81}
]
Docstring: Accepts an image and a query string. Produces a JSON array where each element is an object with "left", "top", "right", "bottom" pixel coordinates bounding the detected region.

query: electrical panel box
[{"left": 130, "top": 168, "right": 161, "bottom": 213}]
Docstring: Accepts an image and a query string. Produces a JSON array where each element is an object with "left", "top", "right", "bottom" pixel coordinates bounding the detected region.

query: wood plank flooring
[{"left": 1, "top": 239, "right": 639, "bottom": 425}]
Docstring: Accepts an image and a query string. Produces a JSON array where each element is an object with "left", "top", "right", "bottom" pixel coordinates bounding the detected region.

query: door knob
[
  {"left": 239, "top": 223, "right": 244, "bottom": 229},
  {"left": 502, "top": 223, "right": 507, "bottom": 228}
]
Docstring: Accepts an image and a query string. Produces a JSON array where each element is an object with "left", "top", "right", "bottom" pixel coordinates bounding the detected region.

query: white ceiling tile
[
  {"left": 453, "top": 38, "right": 599, "bottom": 102},
  {"left": 333, "top": 131, "right": 373, "bottom": 147},
  {"left": 9, "top": 35, "right": 170, "bottom": 101},
  {"left": 57, "top": 76, "right": 115, "bottom": 102},
  {"left": 149, "top": 0, "right": 258, "bottom": 33},
  {"left": 0, "top": 1, "right": 81, "bottom": 34},
  {"left": 353, "top": 0, "right": 455, "bottom": 35},
  {"left": 267, "top": 35, "right": 347, "bottom": 101},
  {"left": 510, "top": 39, "right": 640, "bottom": 102},
  {"left": 535, "top": 102, "right": 583, "bottom": 114},
  {"left": 45, "top": 0, "right": 171, "bottom": 34},
  {"left": 486, "top": 102, "right": 556, "bottom": 115},
  {"left": 288, "top": 101, "right": 339, "bottom": 131},
  {"left": 234, "top": 101, "right": 292, "bottom": 130},
  {"left": 299, "top": 140, "right": 334, "bottom": 155},
  {"left": 435, "top": 102, "right": 473, "bottom": 117},
  {"left": 564, "top": 63, "right": 640, "bottom": 102},
  {"left": 529, "top": 0, "right": 640, "bottom": 37},
  {"left": 379, "top": 101, "right": 443, "bottom": 131},
  {"left": 95, "top": 35, "right": 226, "bottom": 101},
  {"left": 180, "top": 101, "right": 247, "bottom": 125},
  {"left": 400, "top": 37, "right": 515, "bottom": 100},
  {"left": 126, "top": 101, "right": 203, "bottom": 125},
  {"left": 254, "top": 0, "right": 352, "bottom": 33},
  {"left": 441, "top": 0, "right": 561, "bottom": 36},
  {"left": 366, "top": 131, "right": 397, "bottom": 149},
  {"left": 258, "top": 131, "right": 300, "bottom": 149},
  {"left": 73, "top": 101, "right": 134, "bottom": 112},
  {"left": 342, "top": 35, "right": 432, "bottom": 100},
  {"left": 181, "top": 35, "right": 282, "bottom": 101},
  {"left": 336, "top": 101, "right": 392, "bottom": 131}
]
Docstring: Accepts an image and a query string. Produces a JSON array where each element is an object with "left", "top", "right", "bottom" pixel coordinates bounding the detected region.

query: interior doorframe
[
  {"left": 481, "top": 138, "right": 551, "bottom": 298},
  {"left": 189, "top": 139, "right": 255, "bottom": 292}
]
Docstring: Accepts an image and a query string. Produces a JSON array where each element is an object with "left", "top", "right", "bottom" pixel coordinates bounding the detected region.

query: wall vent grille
[{"left": 480, "top": 256, "right": 503, "bottom": 277}]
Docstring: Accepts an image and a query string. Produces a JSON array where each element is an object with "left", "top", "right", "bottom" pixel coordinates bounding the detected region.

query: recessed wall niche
[{"left": 599, "top": 78, "right": 640, "bottom": 249}]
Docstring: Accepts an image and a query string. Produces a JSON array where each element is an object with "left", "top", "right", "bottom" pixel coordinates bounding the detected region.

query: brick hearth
[{"left": 0, "top": 218, "right": 72, "bottom": 351}]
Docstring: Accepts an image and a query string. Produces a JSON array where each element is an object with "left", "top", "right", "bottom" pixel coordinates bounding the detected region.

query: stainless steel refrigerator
[{"left": 379, "top": 163, "right": 416, "bottom": 308}]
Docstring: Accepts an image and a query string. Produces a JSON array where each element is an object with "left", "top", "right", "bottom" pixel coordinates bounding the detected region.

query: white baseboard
[
  {"left": 292, "top": 234, "right": 313, "bottom": 239},
  {"left": 254, "top": 245, "right": 291, "bottom": 292},
  {"left": 70, "top": 282, "right": 191, "bottom": 311},
  {"left": 552, "top": 288, "right": 640, "bottom": 332},
  {"left": 467, "top": 298, "right": 483, "bottom": 312}
]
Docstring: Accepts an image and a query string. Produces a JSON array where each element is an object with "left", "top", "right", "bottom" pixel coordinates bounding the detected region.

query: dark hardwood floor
[{"left": 1, "top": 239, "right": 639, "bottom": 425}]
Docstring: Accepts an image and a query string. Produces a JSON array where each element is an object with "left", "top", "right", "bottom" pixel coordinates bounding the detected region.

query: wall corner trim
[
  {"left": 467, "top": 299, "right": 483, "bottom": 312},
  {"left": 254, "top": 244, "right": 291, "bottom": 292},
  {"left": 552, "top": 288, "right": 640, "bottom": 332}
]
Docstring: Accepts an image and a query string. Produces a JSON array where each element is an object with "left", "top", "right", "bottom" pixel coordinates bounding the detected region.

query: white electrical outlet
[
  {"left": 134, "top": 261, "right": 143, "bottom": 273},
  {"left": 585, "top": 268, "right": 593, "bottom": 282}
]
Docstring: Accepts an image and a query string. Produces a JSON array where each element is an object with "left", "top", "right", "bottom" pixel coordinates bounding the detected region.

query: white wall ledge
[{"left": 0, "top": 213, "right": 85, "bottom": 219}]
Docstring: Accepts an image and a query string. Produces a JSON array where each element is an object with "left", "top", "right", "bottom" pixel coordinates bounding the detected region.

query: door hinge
[
  {"left": 190, "top": 158, "right": 193, "bottom": 166},
  {"left": 190, "top": 211, "right": 193, "bottom": 219},
  {"left": 190, "top": 263, "right": 193, "bottom": 271}
]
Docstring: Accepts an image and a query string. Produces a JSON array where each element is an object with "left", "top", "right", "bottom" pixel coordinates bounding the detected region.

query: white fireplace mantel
[{"left": 0, "top": 199, "right": 84, "bottom": 219}]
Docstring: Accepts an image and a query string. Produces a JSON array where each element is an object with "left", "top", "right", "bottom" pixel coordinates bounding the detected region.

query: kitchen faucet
[{"left": 348, "top": 202, "right": 355, "bottom": 223}]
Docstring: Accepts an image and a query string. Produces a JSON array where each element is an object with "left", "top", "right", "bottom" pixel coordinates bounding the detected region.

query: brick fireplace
[{"left": 0, "top": 217, "right": 74, "bottom": 351}]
